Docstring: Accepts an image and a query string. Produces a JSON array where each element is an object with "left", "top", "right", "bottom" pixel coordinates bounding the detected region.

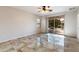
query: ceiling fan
[{"left": 38, "top": 6, "right": 52, "bottom": 13}]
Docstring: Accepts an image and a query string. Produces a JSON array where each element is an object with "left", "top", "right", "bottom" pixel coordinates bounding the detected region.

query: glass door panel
[
  {"left": 48, "top": 18, "right": 54, "bottom": 33},
  {"left": 48, "top": 16, "right": 64, "bottom": 35}
]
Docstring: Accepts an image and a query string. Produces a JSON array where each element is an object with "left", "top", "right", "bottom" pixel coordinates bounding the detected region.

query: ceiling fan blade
[{"left": 49, "top": 10, "right": 52, "bottom": 12}]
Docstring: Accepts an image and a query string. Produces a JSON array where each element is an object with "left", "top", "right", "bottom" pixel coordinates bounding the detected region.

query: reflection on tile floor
[{"left": 0, "top": 33, "right": 79, "bottom": 52}]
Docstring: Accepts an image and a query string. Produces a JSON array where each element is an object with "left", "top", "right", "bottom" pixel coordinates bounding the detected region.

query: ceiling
[{"left": 12, "top": 6, "right": 78, "bottom": 16}]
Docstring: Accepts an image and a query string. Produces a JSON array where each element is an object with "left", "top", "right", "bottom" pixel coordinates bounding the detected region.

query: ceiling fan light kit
[{"left": 38, "top": 6, "right": 52, "bottom": 13}]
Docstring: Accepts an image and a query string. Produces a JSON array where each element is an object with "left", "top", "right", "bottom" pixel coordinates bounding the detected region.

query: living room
[{"left": 0, "top": 6, "right": 79, "bottom": 52}]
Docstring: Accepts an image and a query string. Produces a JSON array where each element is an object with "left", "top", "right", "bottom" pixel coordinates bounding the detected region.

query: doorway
[{"left": 48, "top": 15, "right": 64, "bottom": 35}]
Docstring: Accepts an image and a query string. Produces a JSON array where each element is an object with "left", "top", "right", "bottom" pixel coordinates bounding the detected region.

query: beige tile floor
[
  {"left": 64, "top": 37, "right": 79, "bottom": 52},
  {"left": 0, "top": 34, "right": 79, "bottom": 52}
]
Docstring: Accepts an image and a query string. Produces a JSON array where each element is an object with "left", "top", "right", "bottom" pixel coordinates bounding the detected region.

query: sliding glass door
[{"left": 48, "top": 16, "right": 64, "bottom": 34}]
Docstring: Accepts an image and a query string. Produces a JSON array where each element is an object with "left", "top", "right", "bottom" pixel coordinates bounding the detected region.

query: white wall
[
  {"left": 0, "top": 7, "right": 39, "bottom": 42},
  {"left": 41, "top": 17, "right": 47, "bottom": 33},
  {"left": 64, "top": 11, "right": 77, "bottom": 37},
  {"left": 77, "top": 9, "right": 79, "bottom": 39}
]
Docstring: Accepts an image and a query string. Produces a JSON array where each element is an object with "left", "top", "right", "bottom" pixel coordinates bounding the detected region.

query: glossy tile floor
[{"left": 0, "top": 33, "right": 79, "bottom": 52}]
